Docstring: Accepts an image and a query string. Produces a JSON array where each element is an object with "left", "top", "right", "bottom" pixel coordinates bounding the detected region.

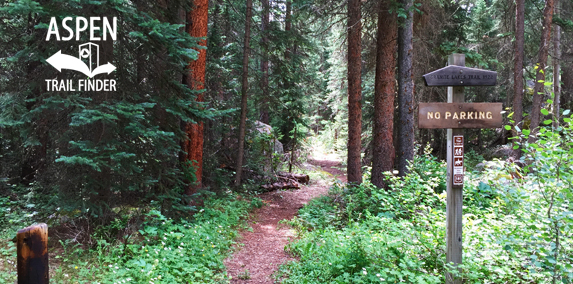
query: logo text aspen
[{"left": 45, "top": 17, "right": 117, "bottom": 91}]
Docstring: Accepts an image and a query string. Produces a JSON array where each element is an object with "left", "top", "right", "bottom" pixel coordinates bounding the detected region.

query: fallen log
[
  {"left": 260, "top": 181, "right": 300, "bottom": 190},
  {"left": 277, "top": 172, "right": 309, "bottom": 184},
  {"left": 260, "top": 173, "right": 309, "bottom": 190}
]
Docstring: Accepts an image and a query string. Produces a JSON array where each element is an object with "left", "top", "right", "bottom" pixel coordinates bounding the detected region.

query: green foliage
[
  {"left": 464, "top": 149, "right": 485, "bottom": 170},
  {"left": 278, "top": 215, "right": 444, "bottom": 284},
  {"left": 250, "top": 197, "right": 264, "bottom": 209},
  {"left": 280, "top": 126, "right": 573, "bottom": 283},
  {"left": 0, "top": 239, "right": 17, "bottom": 283},
  {"left": 504, "top": 105, "right": 573, "bottom": 283},
  {"left": 290, "top": 148, "right": 446, "bottom": 233},
  {"left": 237, "top": 269, "right": 251, "bottom": 280},
  {"left": 0, "top": 194, "right": 255, "bottom": 283},
  {"left": 0, "top": 0, "right": 215, "bottom": 215},
  {"left": 554, "top": 16, "right": 573, "bottom": 31}
]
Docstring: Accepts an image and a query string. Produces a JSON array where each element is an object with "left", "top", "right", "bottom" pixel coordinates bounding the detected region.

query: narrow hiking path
[{"left": 224, "top": 152, "right": 346, "bottom": 283}]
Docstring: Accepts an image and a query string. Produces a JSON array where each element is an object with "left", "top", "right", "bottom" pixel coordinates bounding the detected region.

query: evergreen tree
[
  {"left": 513, "top": 0, "right": 525, "bottom": 158},
  {"left": 372, "top": 0, "right": 396, "bottom": 188},
  {"left": 0, "top": 0, "right": 210, "bottom": 215},
  {"left": 397, "top": 0, "right": 415, "bottom": 176},
  {"left": 347, "top": 0, "right": 363, "bottom": 184},
  {"left": 183, "top": 0, "right": 209, "bottom": 195},
  {"left": 529, "top": 0, "right": 555, "bottom": 143},
  {"left": 235, "top": 0, "right": 253, "bottom": 185}
]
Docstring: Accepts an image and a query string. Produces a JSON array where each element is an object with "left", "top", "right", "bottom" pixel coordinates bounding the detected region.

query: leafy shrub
[
  {"left": 278, "top": 214, "right": 444, "bottom": 284},
  {"left": 0, "top": 194, "right": 256, "bottom": 284},
  {"left": 280, "top": 111, "right": 573, "bottom": 283},
  {"left": 502, "top": 105, "right": 573, "bottom": 283},
  {"left": 90, "top": 196, "right": 252, "bottom": 283}
]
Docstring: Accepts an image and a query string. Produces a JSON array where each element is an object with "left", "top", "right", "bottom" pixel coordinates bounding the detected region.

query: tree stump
[{"left": 17, "top": 223, "right": 49, "bottom": 284}]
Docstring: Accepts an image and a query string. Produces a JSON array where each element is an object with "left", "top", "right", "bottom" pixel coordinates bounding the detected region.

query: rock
[
  {"left": 254, "top": 121, "right": 283, "bottom": 154},
  {"left": 490, "top": 145, "right": 513, "bottom": 159}
]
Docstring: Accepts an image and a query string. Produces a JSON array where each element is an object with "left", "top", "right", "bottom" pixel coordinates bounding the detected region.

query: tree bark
[
  {"left": 183, "top": 0, "right": 209, "bottom": 194},
  {"left": 529, "top": 0, "right": 555, "bottom": 143},
  {"left": 396, "top": 0, "right": 415, "bottom": 177},
  {"left": 563, "top": 62, "right": 573, "bottom": 111},
  {"left": 371, "top": 0, "right": 397, "bottom": 188},
  {"left": 553, "top": 0, "right": 561, "bottom": 127},
  {"left": 260, "top": 0, "right": 270, "bottom": 124},
  {"left": 347, "top": 0, "right": 363, "bottom": 184},
  {"left": 235, "top": 0, "right": 253, "bottom": 185},
  {"left": 286, "top": 0, "right": 292, "bottom": 57},
  {"left": 512, "top": 0, "right": 525, "bottom": 159}
]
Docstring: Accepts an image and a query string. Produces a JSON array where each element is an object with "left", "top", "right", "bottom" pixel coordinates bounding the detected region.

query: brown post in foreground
[
  {"left": 446, "top": 53, "right": 464, "bottom": 284},
  {"left": 17, "top": 223, "right": 49, "bottom": 284}
]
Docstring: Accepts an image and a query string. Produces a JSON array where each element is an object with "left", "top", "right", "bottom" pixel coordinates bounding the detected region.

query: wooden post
[
  {"left": 420, "top": 53, "right": 500, "bottom": 283},
  {"left": 17, "top": 223, "right": 49, "bottom": 284},
  {"left": 446, "top": 53, "right": 464, "bottom": 284}
]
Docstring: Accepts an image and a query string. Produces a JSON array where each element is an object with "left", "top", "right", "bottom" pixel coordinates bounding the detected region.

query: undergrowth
[
  {"left": 0, "top": 194, "right": 256, "bottom": 284},
  {"left": 277, "top": 113, "right": 573, "bottom": 284}
]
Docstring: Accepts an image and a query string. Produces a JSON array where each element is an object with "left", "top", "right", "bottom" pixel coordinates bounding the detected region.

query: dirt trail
[{"left": 224, "top": 154, "right": 345, "bottom": 283}]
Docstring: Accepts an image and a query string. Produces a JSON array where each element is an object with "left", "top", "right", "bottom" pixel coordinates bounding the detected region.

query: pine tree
[
  {"left": 184, "top": 0, "right": 209, "bottom": 194},
  {"left": 512, "top": 0, "right": 525, "bottom": 158},
  {"left": 260, "top": 0, "right": 270, "bottom": 124},
  {"left": 347, "top": 0, "right": 363, "bottom": 184},
  {"left": 553, "top": 0, "right": 561, "bottom": 127},
  {"left": 0, "top": 0, "right": 211, "bottom": 214},
  {"left": 397, "top": 0, "right": 415, "bottom": 176},
  {"left": 372, "top": 0, "right": 397, "bottom": 188},
  {"left": 529, "top": 0, "right": 555, "bottom": 143},
  {"left": 235, "top": 0, "right": 253, "bottom": 185}
]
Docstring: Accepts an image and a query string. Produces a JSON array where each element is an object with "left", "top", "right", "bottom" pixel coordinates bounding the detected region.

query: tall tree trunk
[
  {"left": 512, "top": 0, "right": 525, "bottom": 159},
  {"left": 183, "top": 0, "right": 209, "bottom": 194},
  {"left": 285, "top": 0, "right": 292, "bottom": 58},
  {"left": 396, "top": 0, "right": 415, "bottom": 177},
  {"left": 209, "top": 1, "right": 224, "bottom": 100},
  {"left": 260, "top": 0, "right": 270, "bottom": 124},
  {"left": 235, "top": 0, "right": 253, "bottom": 185},
  {"left": 563, "top": 62, "right": 573, "bottom": 111},
  {"left": 529, "top": 0, "right": 555, "bottom": 143},
  {"left": 371, "top": 0, "right": 397, "bottom": 188},
  {"left": 347, "top": 0, "right": 363, "bottom": 184},
  {"left": 553, "top": 0, "right": 561, "bottom": 127}
]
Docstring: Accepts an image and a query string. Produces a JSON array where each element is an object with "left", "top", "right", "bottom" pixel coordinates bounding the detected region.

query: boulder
[{"left": 254, "top": 121, "right": 283, "bottom": 154}]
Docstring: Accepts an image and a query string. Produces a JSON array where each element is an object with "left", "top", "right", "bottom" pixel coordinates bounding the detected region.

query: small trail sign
[
  {"left": 453, "top": 136, "right": 464, "bottom": 186},
  {"left": 423, "top": 65, "right": 497, "bottom": 86}
]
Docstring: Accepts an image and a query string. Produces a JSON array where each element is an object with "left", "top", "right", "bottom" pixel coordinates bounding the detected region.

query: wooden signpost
[{"left": 420, "top": 54, "right": 502, "bottom": 284}]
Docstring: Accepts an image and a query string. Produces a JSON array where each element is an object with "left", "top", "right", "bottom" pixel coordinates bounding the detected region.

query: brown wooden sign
[
  {"left": 418, "top": 102, "right": 503, "bottom": 129},
  {"left": 423, "top": 65, "right": 497, "bottom": 86}
]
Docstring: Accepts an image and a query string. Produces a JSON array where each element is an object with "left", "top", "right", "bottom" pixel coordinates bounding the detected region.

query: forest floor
[{"left": 224, "top": 151, "right": 346, "bottom": 283}]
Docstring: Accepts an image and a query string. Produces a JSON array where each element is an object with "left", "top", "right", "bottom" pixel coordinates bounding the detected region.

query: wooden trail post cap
[
  {"left": 423, "top": 65, "right": 497, "bottom": 86},
  {"left": 17, "top": 223, "right": 49, "bottom": 284}
]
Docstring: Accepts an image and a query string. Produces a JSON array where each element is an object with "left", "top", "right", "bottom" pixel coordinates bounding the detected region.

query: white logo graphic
[{"left": 46, "top": 42, "right": 116, "bottom": 78}]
